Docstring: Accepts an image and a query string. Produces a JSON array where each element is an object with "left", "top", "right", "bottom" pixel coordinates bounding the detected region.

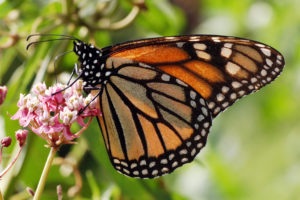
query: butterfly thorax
[{"left": 73, "top": 41, "right": 110, "bottom": 88}]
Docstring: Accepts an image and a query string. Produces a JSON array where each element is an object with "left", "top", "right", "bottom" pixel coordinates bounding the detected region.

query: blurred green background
[{"left": 0, "top": 0, "right": 299, "bottom": 199}]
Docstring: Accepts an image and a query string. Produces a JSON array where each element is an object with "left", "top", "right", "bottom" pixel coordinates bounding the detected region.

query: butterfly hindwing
[{"left": 96, "top": 58, "right": 212, "bottom": 178}]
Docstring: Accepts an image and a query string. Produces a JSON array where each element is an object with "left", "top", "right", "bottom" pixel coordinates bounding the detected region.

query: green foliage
[{"left": 0, "top": 0, "right": 299, "bottom": 199}]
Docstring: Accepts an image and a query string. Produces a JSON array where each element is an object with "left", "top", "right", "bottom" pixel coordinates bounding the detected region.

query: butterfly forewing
[
  {"left": 96, "top": 60, "right": 212, "bottom": 178},
  {"left": 107, "top": 35, "right": 285, "bottom": 117}
]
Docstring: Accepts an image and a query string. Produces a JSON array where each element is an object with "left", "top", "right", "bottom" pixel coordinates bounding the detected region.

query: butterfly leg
[
  {"left": 78, "top": 86, "right": 102, "bottom": 115},
  {"left": 67, "top": 63, "right": 79, "bottom": 85}
]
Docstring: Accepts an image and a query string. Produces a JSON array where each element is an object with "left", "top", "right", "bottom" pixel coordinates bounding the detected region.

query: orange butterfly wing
[{"left": 77, "top": 35, "right": 284, "bottom": 178}]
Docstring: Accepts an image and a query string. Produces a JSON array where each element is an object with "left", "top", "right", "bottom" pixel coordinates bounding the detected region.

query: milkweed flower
[
  {"left": 11, "top": 80, "right": 101, "bottom": 147},
  {"left": 0, "top": 86, "right": 8, "bottom": 106}
]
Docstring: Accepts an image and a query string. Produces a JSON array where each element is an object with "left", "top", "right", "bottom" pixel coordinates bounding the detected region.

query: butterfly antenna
[
  {"left": 26, "top": 33, "right": 79, "bottom": 41},
  {"left": 67, "top": 63, "right": 79, "bottom": 85},
  {"left": 26, "top": 38, "right": 75, "bottom": 50},
  {"left": 26, "top": 33, "right": 82, "bottom": 50}
]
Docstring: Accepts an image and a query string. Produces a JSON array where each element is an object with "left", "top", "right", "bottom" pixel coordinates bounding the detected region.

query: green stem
[
  {"left": 0, "top": 189, "right": 3, "bottom": 200},
  {"left": 33, "top": 147, "right": 58, "bottom": 200}
]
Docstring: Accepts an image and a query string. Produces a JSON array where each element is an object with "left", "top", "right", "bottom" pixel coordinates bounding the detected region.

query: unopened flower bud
[
  {"left": 16, "top": 129, "right": 28, "bottom": 147},
  {"left": 57, "top": 185, "right": 63, "bottom": 200},
  {"left": 1, "top": 137, "right": 12, "bottom": 147},
  {"left": 0, "top": 86, "right": 8, "bottom": 105},
  {"left": 26, "top": 187, "right": 35, "bottom": 196}
]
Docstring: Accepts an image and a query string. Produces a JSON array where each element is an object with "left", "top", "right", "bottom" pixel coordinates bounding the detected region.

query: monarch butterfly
[{"left": 28, "top": 34, "right": 285, "bottom": 178}]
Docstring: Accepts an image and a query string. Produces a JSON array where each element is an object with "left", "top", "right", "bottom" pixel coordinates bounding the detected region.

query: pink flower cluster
[{"left": 11, "top": 80, "right": 100, "bottom": 147}]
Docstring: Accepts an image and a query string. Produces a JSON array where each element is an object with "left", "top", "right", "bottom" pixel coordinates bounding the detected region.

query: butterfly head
[
  {"left": 73, "top": 41, "right": 105, "bottom": 87},
  {"left": 73, "top": 40, "right": 103, "bottom": 61}
]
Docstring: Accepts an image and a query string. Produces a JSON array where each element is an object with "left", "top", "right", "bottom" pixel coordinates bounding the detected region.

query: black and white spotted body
[{"left": 73, "top": 41, "right": 108, "bottom": 88}]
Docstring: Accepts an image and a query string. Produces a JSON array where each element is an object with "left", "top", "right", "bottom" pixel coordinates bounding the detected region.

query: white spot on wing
[
  {"left": 152, "top": 170, "right": 158, "bottom": 176},
  {"left": 212, "top": 37, "right": 221, "bottom": 42},
  {"left": 176, "top": 42, "right": 185, "bottom": 48},
  {"left": 199, "top": 98, "right": 206, "bottom": 106},
  {"left": 131, "top": 163, "right": 137, "bottom": 169},
  {"left": 277, "top": 55, "right": 282, "bottom": 60},
  {"left": 140, "top": 160, "right": 146, "bottom": 166},
  {"left": 191, "top": 148, "right": 196, "bottom": 156},
  {"left": 222, "top": 102, "right": 229, "bottom": 107},
  {"left": 162, "top": 167, "right": 169, "bottom": 173},
  {"left": 255, "top": 43, "right": 265, "bottom": 48},
  {"left": 193, "top": 43, "right": 207, "bottom": 50},
  {"left": 190, "top": 91, "right": 196, "bottom": 99},
  {"left": 142, "top": 169, "right": 148, "bottom": 175},
  {"left": 221, "top": 86, "right": 230, "bottom": 93},
  {"left": 161, "top": 159, "right": 168, "bottom": 164},
  {"left": 251, "top": 77, "right": 257, "bottom": 83},
  {"left": 204, "top": 122, "right": 210, "bottom": 128},
  {"left": 180, "top": 149, "right": 188, "bottom": 155},
  {"left": 230, "top": 93, "right": 237, "bottom": 100},
  {"left": 176, "top": 79, "right": 188, "bottom": 87},
  {"left": 201, "top": 107, "right": 208, "bottom": 116},
  {"left": 149, "top": 162, "right": 155, "bottom": 168},
  {"left": 261, "top": 48, "right": 271, "bottom": 56},
  {"left": 197, "top": 114, "right": 204, "bottom": 122},
  {"left": 194, "top": 135, "right": 201, "bottom": 141},
  {"left": 121, "top": 161, "right": 128, "bottom": 167},
  {"left": 133, "top": 171, "right": 139, "bottom": 175},
  {"left": 181, "top": 158, "right": 188, "bottom": 162},
  {"left": 172, "top": 161, "right": 178, "bottom": 167},
  {"left": 196, "top": 50, "right": 211, "bottom": 60},
  {"left": 169, "top": 154, "right": 175, "bottom": 160},
  {"left": 224, "top": 43, "right": 233, "bottom": 48},
  {"left": 197, "top": 142, "right": 203, "bottom": 148},
  {"left": 226, "top": 62, "right": 240, "bottom": 75},
  {"left": 266, "top": 58, "right": 273, "bottom": 66},
  {"left": 214, "top": 107, "right": 221, "bottom": 114},
  {"left": 232, "top": 81, "right": 242, "bottom": 88},
  {"left": 261, "top": 69, "right": 267, "bottom": 76},
  {"left": 217, "top": 93, "right": 225, "bottom": 101},
  {"left": 221, "top": 47, "right": 232, "bottom": 58},
  {"left": 190, "top": 100, "right": 196, "bottom": 108},
  {"left": 165, "top": 36, "right": 177, "bottom": 40},
  {"left": 105, "top": 71, "right": 111, "bottom": 76},
  {"left": 276, "top": 59, "right": 282, "bottom": 65},
  {"left": 161, "top": 74, "right": 170, "bottom": 81},
  {"left": 208, "top": 102, "right": 215, "bottom": 109}
]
